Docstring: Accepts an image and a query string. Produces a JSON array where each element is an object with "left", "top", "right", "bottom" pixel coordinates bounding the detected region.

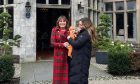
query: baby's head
[{"left": 69, "top": 26, "right": 75, "bottom": 31}]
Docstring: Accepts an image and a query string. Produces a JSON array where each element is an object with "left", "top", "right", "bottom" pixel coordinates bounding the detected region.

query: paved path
[{"left": 20, "top": 57, "right": 140, "bottom": 84}]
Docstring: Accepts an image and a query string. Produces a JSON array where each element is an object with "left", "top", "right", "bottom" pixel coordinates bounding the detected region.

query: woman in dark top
[{"left": 67, "top": 17, "right": 96, "bottom": 84}]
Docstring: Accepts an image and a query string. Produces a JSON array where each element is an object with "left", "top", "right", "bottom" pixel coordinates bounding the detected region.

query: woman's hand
[
  {"left": 63, "top": 42, "right": 69, "bottom": 48},
  {"left": 67, "top": 36, "right": 71, "bottom": 40}
]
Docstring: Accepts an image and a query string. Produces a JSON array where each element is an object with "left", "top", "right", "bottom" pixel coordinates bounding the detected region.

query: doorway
[{"left": 36, "top": 8, "right": 70, "bottom": 60}]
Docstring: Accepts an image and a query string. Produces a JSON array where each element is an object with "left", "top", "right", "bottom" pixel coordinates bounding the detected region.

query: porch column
[
  {"left": 71, "top": 0, "right": 88, "bottom": 26},
  {"left": 13, "top": 0, "right": 36, "bottom": 63}
]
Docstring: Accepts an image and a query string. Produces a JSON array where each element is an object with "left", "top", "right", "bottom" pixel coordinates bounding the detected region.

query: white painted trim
[
  {"left": 58, "top": 0, "right": 61, "bottom": 5},
  {"left": 46, "top": 0, "right": 49, "bottom": 4},
  {"left": 37, "top": 4, "right": 71, "bottom": 9}
]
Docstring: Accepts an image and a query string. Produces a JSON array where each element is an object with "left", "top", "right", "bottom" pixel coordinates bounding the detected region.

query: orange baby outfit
[{"left": 68, "top": 26, "right": 77, "bottom": 58}]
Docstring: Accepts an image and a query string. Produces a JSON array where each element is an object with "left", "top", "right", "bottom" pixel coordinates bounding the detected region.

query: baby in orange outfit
[{"left": 67, "top": 26, "right": 77, "bottom": 58}]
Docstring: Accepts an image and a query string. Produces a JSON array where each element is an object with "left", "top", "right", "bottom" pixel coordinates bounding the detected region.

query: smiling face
[
  {"left": 58, "top": 19, "right": 67, "bottom": 28},
  {"left": 78, "top": 21, "right": 84, "bottom": 29}
]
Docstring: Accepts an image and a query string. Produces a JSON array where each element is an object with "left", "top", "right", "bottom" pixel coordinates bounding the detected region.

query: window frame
[
  {"left": 103, "top": 0, "right": 136, "bottom": 41},
  {"left": 0, "top": 0, "right": 14, "bottom": 39}
]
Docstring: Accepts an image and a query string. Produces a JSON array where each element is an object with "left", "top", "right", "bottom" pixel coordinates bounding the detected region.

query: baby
[{"left": 67, "top": 26, "right": 77, "bottom": 58}]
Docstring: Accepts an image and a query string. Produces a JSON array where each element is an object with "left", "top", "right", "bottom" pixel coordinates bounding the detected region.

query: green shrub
[
  {"left": 0, "top": 12, "right": 21, "bottom": 56},
  {"left": 94, "top": 13, "right": 112, "bottom": 51},
  {"left": 0, "top": 55, "right": 14, "bottom": 81},
  {"left": 0, "top": 12, "right": 21, "bottom": 82},
  {"left": 108, "top": 41, "right": 133, "bottom": 75}
]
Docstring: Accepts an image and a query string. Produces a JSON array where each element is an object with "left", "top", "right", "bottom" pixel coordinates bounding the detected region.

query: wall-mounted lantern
[
  {"left": 77, "top": 2, "right": 84, "bottom": 13},
  {"left": 25, "top": 1, "right": 31, "bottom": 18}
]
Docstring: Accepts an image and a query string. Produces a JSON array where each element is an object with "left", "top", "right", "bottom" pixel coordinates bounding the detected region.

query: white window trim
[
  {"left": 103, "top": 0, "right": 137, "bottom": 42},
  {"left": 0, "top": 0, "right": 14, "bottom": 39},
  {"left": 0, "top": 0, "right": 14, "bottom": 12}
]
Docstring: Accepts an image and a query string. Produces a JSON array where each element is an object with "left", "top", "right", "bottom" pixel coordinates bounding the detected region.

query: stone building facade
[{"left": 0, "top": 0, "right": 139, "bottom": 62}]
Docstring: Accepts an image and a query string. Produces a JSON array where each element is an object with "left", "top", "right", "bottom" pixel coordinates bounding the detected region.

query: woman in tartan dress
[{"left": 50, "top": 16, "right": 69, "bottom": 84}]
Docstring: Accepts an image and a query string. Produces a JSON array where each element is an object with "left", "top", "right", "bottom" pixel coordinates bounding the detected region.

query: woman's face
[
  {"left": 58, "top": 19, "right": 67, "bottom": 28},
  {"left": 78, "top": 21, "right": 84, "bottom": 29}
]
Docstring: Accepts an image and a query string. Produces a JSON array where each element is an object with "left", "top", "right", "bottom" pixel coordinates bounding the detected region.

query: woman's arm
[{"left": 68, "top": 31, "right": 90, "bottom": 49}]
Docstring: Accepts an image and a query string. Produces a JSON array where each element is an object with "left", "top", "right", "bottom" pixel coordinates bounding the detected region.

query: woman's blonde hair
[
  {"left": 79, "top": 17, "right": 96, "bottom": 43},
  {"left": 56, "top": 15, "right": 69, "bottom": 29}
]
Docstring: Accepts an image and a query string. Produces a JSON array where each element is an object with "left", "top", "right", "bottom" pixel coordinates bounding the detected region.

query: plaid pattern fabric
[{"left": 51, "top": 27, "right": 68, "bottom": 84}]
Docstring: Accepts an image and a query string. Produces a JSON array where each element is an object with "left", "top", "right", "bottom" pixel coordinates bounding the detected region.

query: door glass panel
[
  {"left": 97, "top": 0, "right": 101, "bottom": 10},
  {"left": 0, "top": 8, "right": 3, "bottom": 38},
  {"left": 107, "top": 13, "right": 113, "bottom": 37},
  {"left": 0, "top": 0, "right": 3, "bottom": 5},
  {"left": 93, "top": 12, "right": 97, "bottom": 26},
  {"left": 116, "top": 13, "right": 124, "bottom": 36},
  {"left": 116, "top": 2, "right": 124, "bottom": 10},
  {"left": 127, "top": 0, "right": 136, "bottom": 10},
  {"left": 97, "top": 12, "right": 100, "bottom": 24},
  {"left": 105, "top": 2, "right": 113, "bottom": 11},
  {"left": 6, "top": 7, "right": 14, "bottom": 39},
  {"left": 93, "top": 0, "right": 96, "bottom": 9},
  {"left": 88, "top": 0, "right": 91, "bottom": 7},
  {"left": 127, "top": 12, "right": 136, "bottom": 38},
  {"left": 37, "top": 0, "right": 46, "bottom": 4},
  {"left": 49, "top": 0, "right": 58, "bottom": 4},
  {"left": 62, "top": 0, "right": 70, "bottom": 4},
  {"left": 0, "top": 8, "right": 3, "bottom": 13},
  {"left": 8, "top": 0, "right": 13, "bottom": 4}
]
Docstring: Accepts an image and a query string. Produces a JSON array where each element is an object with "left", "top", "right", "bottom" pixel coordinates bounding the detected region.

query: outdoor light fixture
[
  {"left": 25, "top": 1, "right": 31, "bottom": 18},
  {"left": 78, "top": 2, "right": 84, "bottom": 13}
]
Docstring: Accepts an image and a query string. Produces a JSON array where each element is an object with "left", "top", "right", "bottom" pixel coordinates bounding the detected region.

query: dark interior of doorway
[{"left": 37, "top": 8, "right": 70, "bottom": 60}]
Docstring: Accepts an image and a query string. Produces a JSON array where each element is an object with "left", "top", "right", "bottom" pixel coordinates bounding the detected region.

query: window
[
  {"left": 88, "top": 0, "right": 91, "bottom": 7},
  {"left": 8, "top": 0, "right": 13, "bottom": 4},
  {"left": 97, "top": 0, "right": 101, "bottom": 10},
  {"left": 116, "top": 2, "right": 124, "bottom": 10},
  {"left": 127, "top": 0, "right": 136, "bottom": 10},
  {"left": 127, "top": 13, "right": 136, "bottom": 38},
  {"left": 116, "top": 13, "right": 124, "bottom": 36},
  {"left": 0, "top": 0, "right": 3, "bottom": 5},
  {"left": 0, "top": 8, "right": 3, "bottom": 38},
  {"left": 97, "top": 12, "right": 100, "bottom": 24},
  {"left": 104, "top": 0, "right": 137, "bottom": 41},
  {"left": 62, "top": 0, "right": 70, "bottom": 4},
  {"left": 93, "top": 0, "right": 96, "bottom": 10},
  {"left": 105, "top": 2, "right": 113, "bottom": 11},
  {"left": 37, "top": 0, "right": 46, "bottom": 4},
  {"left": 7, "top": 7, "right": 14, "bottom": 39},
  {"left": 0, "top": 0, "right": 14, "bottom": 39},
  {"left": 106, "top": 13, "right": 113, "bottom": 37},
  {"left": 49, "top": 0, "right": 58, "bottom": 4},
  {"left": 0, "top": 8, "right": 3, "bottom": 13}
]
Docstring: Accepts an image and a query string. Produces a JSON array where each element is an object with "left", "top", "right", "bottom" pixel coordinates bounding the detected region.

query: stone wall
[
  {"left": 13, "top": 0, "right": 36, "bottom": 63},
  {"left": 71, "top": 0, "right": 88, "bottom": 26}
]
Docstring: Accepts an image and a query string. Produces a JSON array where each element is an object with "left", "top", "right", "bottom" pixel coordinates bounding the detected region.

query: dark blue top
[{"left": 68, "top": 29, "right": 92, "bottom": 84}]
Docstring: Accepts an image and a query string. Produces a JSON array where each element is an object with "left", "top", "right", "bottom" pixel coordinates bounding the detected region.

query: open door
[{"left": 36, "top": 8, "right": 70, "bottom": 60}]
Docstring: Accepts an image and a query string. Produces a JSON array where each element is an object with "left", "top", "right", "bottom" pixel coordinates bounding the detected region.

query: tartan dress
[{"left": 50, "top": 27, "right": 68, "bottom": 84}]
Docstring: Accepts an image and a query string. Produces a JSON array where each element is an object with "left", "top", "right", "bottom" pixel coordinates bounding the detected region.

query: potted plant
[
  {"left": 94, "top": 13, "right": 112, "bottom": 64},
  {"left": 0, "top": 12, "right": 21, "bottom": 81}
]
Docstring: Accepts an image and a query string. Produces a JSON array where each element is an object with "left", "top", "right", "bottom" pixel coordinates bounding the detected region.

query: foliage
[
  {"left": 94, "top": 13, "right": 112, "bottom": 51},
  {"left": 0, "top": 12, "right": 21, "bottom": 55},
  {"left": 0, "top": 55, "right": 14, "bottom": 81},
  {"left": 108, "top": 41, "right": 133, "bottom": 75},
  {"left": 0, "top": 12, "right": 21, "bottom": 81}
]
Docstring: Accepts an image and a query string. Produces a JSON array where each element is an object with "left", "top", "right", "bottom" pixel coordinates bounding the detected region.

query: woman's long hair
[
  {"left": 56, "top": 15, "right": 69, "bottom": 29},
  {"left": 79, "top": 17, "right": 96, "bottom": 43}
]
